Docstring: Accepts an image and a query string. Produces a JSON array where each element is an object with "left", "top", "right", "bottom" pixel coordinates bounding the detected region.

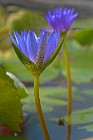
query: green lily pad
[
  {"left": 6, "top": 72, "right": 29, "bottom": 99},
  {"left": 0, "top": 67, "right": 23, "bottom": 132},
  {"left": 72, "top": 29, "right": 93, "bottom": 45},
  {"left": 0, "top": 135, "right": 26, "bottom": 140},
  {"left": 79, "top": 123, "right": 93, "bottom": 132},
  {"left": 65, "top": 42, "right": 93, "bottom": 83},
  {"left": 23, "top": 87, "right": 73, "bottom": 113},
  {"left": 82, "top": 89, "right": 93, "bottom": 97},
  {"left": 65, "top": 107, "right": 93, "bottom": 125}
]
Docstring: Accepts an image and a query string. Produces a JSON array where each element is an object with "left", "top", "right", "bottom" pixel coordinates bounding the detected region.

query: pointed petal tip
[
  {"left": 9, "top": 31, "right": 12, "bottom": 37},
  {"left": 40, "top": 28, "right": 54, "bottom": 33},
  {"left": 9, "top": 31, "right": 13, "bottom": 41},
  {"left": 9, "top": 31, "right": 18, "bottom": 47}
]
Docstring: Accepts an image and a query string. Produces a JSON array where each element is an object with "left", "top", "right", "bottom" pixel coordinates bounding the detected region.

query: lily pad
[
  {"left": 6, "top": 72, "right": 29, "bottom": 99},
  {"left": 23, "top": 87, "right": 70, "bottom": 113},
  {"left": 72, "top": 29, "right": 93, "bottom": 45},
  {"left": 0, "top": 67, "right": 23, "bottom": 132},
  {"left": 65, "top": 107, "right": 93, "bottom": 125},
  {"left": 79, "top": 123, "right": 93, "bottom": 132},
  {"left": 0, "top": 135, "right": 26, "bottom": 140}
]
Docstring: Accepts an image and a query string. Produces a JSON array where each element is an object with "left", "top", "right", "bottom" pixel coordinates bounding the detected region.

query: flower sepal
[
  {"left": 60, "top": 30, "right": 67, "bottom": 38},
  {"left": 13, "top": 44, "right": 39, "bottom": 75}
]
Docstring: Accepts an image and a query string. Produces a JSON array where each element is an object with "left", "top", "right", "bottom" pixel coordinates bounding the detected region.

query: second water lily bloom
[
  {"left": 9, "top": 30, "right": 64, "bottom": 75},
  {"left": 45, "top": 7, "right": 78, "bottom": 116},
  {"left": 45, "top": 8, "right": 78, "bottom": 31}
]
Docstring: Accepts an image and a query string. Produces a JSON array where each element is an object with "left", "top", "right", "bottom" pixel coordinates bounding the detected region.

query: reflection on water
[
  {"left": 20, "top": 112, "right": 93, "bottom": 140},
  {"left": 20, "top": 83, "right": 93, "bottom": 140},
  {"left": 66, "top": 116, "right": 71, "bottom": 140},
  {"left": 66, "top": 125, "right": 71, "bottom": 140}
]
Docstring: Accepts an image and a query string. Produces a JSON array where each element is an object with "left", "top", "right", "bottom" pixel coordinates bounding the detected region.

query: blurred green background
[
  {"left": 0, "top": 5, "right": 93, "bottom": 83},
  {"left": 0, "top": 4, "right": 93, "bottom": 139}
]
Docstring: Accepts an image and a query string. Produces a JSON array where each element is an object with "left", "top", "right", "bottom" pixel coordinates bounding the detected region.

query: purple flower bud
[{"left": 45, "top": 8, "right": 78, "bottom": 31}]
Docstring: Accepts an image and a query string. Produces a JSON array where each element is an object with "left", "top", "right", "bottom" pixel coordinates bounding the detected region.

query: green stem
[
  {"left": 34, "top": 74, "right": 50, "bottom": 140},
  {"left": 63, "top": 41, "right": 72, "bottom": 115}
]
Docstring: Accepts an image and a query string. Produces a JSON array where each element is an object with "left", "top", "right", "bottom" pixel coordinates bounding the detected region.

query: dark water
[
  {"left": 20, "top": 81, "right": 93, "bottom": 140},
  {"left": 20, "top": 113, "right": 93, "bottom": 140}
]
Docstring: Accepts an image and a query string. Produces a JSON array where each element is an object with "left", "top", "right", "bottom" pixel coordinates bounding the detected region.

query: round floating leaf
[
  {"left": 0, "top": 67, "right": 23, "bottom": 132},
  {"left": 0, "top": 135, "right": 26, "bottom": 140},
  {"left": 65, "top": 107, "right": 93, "bottom": 125},
  {"left": 6, "top": 72, "right": 29, "bottom": 99},
  {"left": 73, "top": 29, "right": 93, "bottom": 45},
  {"left": 80, "top": 124, "right": 93, "bottom": 132},
  {"left": 17, "top": 88, "right": 28, "bottom": 99}
]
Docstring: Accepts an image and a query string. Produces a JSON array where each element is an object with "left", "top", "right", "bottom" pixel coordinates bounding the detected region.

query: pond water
[
  {"left": 20, "top": 82, "right": 93, "bottom": 140},
  {"left": 21, "top": 114, "right": 93, "bottom": 140}
]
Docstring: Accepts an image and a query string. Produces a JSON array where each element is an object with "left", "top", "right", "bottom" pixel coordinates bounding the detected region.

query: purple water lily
[
  {"left": 10, "top": 30, "right": 61, "bottom": 74},
  {"left": 45, "top": 8, "right": 78, "bottom": 31}
]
